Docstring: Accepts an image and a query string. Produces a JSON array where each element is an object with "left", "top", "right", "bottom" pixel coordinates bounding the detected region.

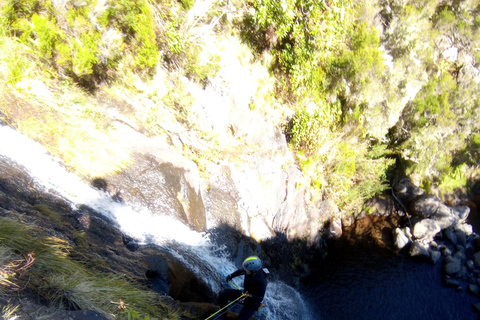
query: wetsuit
[{"left": 218, "top": 268, "right": 267, "bottom": 320}]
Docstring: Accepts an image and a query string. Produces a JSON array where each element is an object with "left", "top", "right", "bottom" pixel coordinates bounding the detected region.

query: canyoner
[{"left": 211, "top": 256, "right": 268, "bottom": 320}]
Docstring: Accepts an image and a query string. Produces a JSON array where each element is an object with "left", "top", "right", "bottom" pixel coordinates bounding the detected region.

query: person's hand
[{"left": 226, "top": 274, "right": 232, "bottom": 282}]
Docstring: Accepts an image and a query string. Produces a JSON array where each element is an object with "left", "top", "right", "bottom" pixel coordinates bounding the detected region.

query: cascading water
[{"left": 0, "top": 125, "right": 313, "bottom": 320}]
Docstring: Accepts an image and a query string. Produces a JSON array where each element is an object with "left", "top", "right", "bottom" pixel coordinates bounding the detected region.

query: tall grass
[{"left": 0, "top": 217, "right": 182, "bottom": 319}]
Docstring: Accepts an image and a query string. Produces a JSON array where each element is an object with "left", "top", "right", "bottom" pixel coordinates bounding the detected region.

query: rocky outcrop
[
  {"left": 392, "top": 178, "right": 480, "bottom": 310},
  {"left": 393, "top": 178, "right": 471, "bottom": 260}
]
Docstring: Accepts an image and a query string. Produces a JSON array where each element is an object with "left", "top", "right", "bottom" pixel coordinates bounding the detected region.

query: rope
[
  {"left": 204, "top": 293, "right": 248, "bottom": 320},
  {"left": 228, "top": 281, "right": 274, "bottom": 320}
]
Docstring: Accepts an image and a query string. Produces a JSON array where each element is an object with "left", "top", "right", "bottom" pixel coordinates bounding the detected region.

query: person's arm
[{"left": 226, "top": 269, "right": 245, "bottom": 282}]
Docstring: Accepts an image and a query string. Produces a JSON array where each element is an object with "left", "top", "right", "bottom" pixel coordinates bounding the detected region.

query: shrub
[{"left": 105, "top": 0, "right": 159, "bottom": 70}]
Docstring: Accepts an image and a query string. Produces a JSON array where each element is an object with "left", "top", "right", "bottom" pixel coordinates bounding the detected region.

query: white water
[{"left": 0, "top": 125, "right": 313, "bottom": 320}]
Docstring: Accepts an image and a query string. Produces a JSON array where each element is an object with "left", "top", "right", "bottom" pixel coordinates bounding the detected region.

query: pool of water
[{"left": 301, "top": 241, "right": 478, "bottom": 320}]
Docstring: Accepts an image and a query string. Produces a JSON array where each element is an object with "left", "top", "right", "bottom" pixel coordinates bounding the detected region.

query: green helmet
[{"left": 242, "top": 256, "right": 262, "bottom": 271}]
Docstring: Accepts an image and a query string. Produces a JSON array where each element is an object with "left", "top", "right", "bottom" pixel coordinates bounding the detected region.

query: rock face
[{"left": 100, "top": 123, "right": 330, "bottom": 245}]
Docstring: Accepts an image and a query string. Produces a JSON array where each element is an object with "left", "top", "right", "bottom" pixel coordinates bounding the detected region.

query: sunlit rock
[
  {"left": 394, "top": 227, "right": 411, "bottom": 250},
  {"left": 412, "top": 219, "right": 440, "bottom": 242},
  {"left": 409, "top": 241, "right": 430, "bottom": 258}
]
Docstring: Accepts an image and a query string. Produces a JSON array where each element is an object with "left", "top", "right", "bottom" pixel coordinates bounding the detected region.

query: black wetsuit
[{"left": 218, "top": 268, "right": 267, "bottom": 320}]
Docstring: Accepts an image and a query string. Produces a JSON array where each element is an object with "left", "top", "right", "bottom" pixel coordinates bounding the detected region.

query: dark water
[{"left": 301, "top": 242, "right": 478, "bottom": 320}]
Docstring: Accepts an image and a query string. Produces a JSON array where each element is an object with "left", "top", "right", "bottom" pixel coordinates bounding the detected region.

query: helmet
[{"left": 242, "top": 256, "right": 262, "bottom": 271}]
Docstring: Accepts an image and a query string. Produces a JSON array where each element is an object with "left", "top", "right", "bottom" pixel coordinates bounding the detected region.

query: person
[{"left": 218, "top": 256, "right": 267, "bottom": 320}]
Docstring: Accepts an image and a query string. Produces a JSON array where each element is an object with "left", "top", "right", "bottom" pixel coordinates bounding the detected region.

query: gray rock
[
  {"left": 440, "top": 246, "right": 452, "bottom": 256},
  {"left": 468, "top": 284, "right": 479, "bottom": 295},
  {"left": 451, "top": 206, "right": 470, "bottom": 222},
  {"left": 443, "top": 277, "right": 460, "bottom": 288},
  {"left": 433, "top": 204, "right": 457, "bottom": 229},
  {"left": 429, "top": 249, "right": 441, "bottom": 264},
  {"left": 394, "top": 227, "right": 411, "bottom": 250},
  {"left": 455, "top": 229, "right": 467, "bottom": 247},
  {"left": 466, "top": 260, "right": 475, "bottom": 271},
  {"left": 444, "top": 255, "right": 455, "bottom": 264},
  {"left": 328, "top": 218, "right": 343, "bottom": 239},
  {"left": 409, "top": 241, "right": 430, "bottom": 258},
  {"left": 444, "top": 228, "right": 457, "bottom": 245},
  {"left": 444, "top": 258, "right": 461, "bottom": 275},
  {"left": 410, "top": 194, "right": 441, "bottom": 218},
  {"left": 453, "top": 250, "right": 466, "bottom": 262},
  {"left": 412, "top": 219, "right": 440, "bottom": 241}
]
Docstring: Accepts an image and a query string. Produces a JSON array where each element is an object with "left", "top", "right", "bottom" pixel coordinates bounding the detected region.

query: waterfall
[{"left": 0, "top": 125, "right": 313, "bottom": 320}]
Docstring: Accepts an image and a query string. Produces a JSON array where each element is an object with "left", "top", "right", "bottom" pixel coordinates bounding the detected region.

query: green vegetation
[
  {"left": 0, "top": 0, "right": 479, "bottom": 218},
  {"left": 0, "top": 217, "right": 182, "bottom": 319}
]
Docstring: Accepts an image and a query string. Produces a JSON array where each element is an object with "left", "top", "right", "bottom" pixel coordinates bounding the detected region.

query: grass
[{"left": 0, "top": 217, "right": 184, "bottom": 319}]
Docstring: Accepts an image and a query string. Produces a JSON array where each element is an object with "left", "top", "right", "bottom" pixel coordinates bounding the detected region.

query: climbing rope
[
  {"left": 228, "top": 281, "right": 274, "bottom": 320},
  {"left": 204, "top": 292, "right": 248, "bottom": 320}
]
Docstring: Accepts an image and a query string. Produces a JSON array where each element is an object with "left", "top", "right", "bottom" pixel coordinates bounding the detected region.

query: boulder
[
  {"left": 432, "top": 204, "right": 457, "bottom": 229},
  {"left": 451, "top": 206, "right": 470, "bottom": 222},
  {"left": 394, "top": 178, "right": 424, "bottom": 202},
  {"left": 394, "top": 227, "right": 411, "bottom": 250},
  {"left": 444, "top": 228, "right": 457, "bottom": 245},
  {"left": 409, "top": 241, "right": 430, "bottom": 258},
  {"left": 327, "top": 218, "right": 343, "bottom": 239},
  {"left": 429, "top": 249, "right": 442, "bottom": 264},
  {"left": 468, "top": 284, "right": 480, "bottom": 295},
  {"left": 410, "top": 194, "right": 441, "bottom": 218},
  {"left": 412, "top": 219, "right": 440, "bottom": 241},
  {"left": 443, "top": 277, "right": 460, "bottom": 289},
  {"left": 444, "top": 258, "right": 461, "bottom": 275}
]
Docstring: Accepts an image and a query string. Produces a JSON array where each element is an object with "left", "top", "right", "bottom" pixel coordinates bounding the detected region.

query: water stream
[{"left": 0, "top": 125, "right": 312, "bottom": 320}]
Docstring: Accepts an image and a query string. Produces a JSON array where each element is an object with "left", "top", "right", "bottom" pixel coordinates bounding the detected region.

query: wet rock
[
  {"left": 468, "top": 284, "right": 479, "bottom": 295},
  {"left": 429, "top": 249, "right": 441, "bottom": 264},
  {"left": 444, "top": 258, "right": 461, "bottom": 275},
  {"left": 443, "top": 277, "right": 460, "bottom": 288},
  {"left": 440, "top": 245, "right": 452, "bottom": 256},
  {"left": 466, "top": 260, "right": 475, "bottom": 271},
  {"left": 455, "top": 230, "right": 467, "bottom": 247},
  {"left": 453, "top": 250, "right": 466, "bottom": 262},
  {"left": 444, "top": 228, "right": 458, "bottom": 245}
]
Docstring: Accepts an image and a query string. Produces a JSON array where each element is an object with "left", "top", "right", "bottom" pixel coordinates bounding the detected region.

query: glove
[{"left": 226, "top": 274, "right": 232, "bottom": 282}]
